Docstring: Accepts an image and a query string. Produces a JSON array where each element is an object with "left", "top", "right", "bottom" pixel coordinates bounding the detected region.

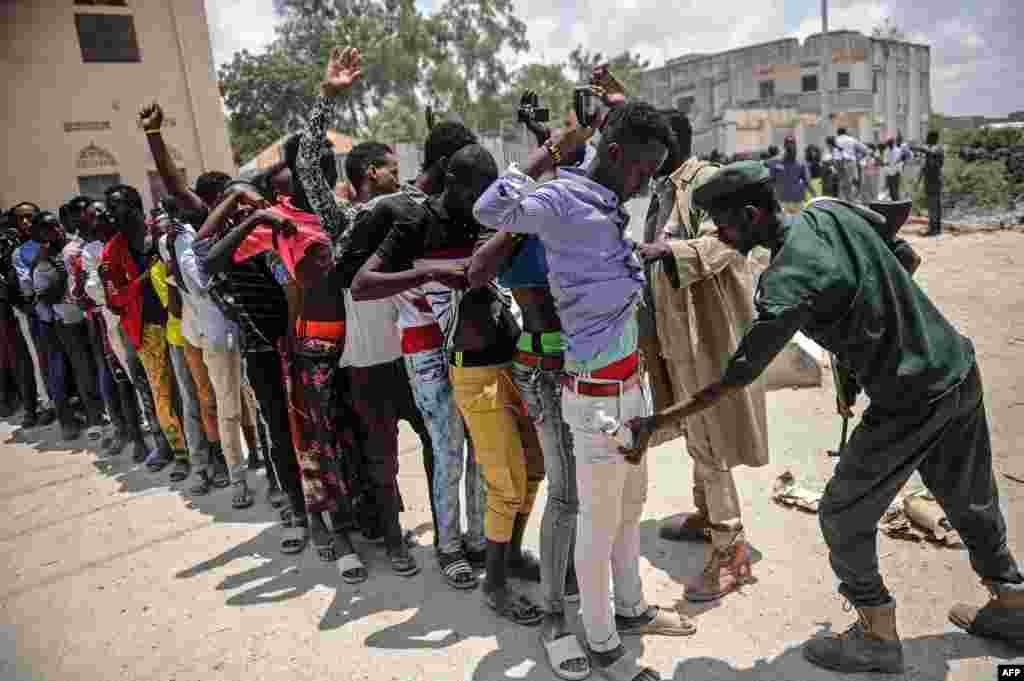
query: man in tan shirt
[{"left": 637, "top": 124, "right": 769, "bottom": 603}]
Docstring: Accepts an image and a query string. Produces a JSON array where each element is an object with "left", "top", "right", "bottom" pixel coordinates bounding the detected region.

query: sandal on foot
[
  {"left": 231, "top": 480, "right": 254, "bottom": 509},
  {"left": 280, "top": 523, "right": 308, "bottom": 554},
  {"left": 616, "top": 605, "right": 695, "bottom": 637},
  {"left": 169, "top": 460, "right": 190, "bottom": 482},
  {"left": 315, "top": 541, "right": 338, "bottom": 563},
  {"left": 387, "top": 543, "right": 420, "bottom": 577},
  {"left": 189, "top": 470, "right": 213, "bottom": 496},
  {"left": 485, "top": 588, "right": 544, "bottom": 626},
  {"left": 338, "top": 553, "right": 368, "bottom": 584},
  {"left": 508, "top": 549, "right": 542, "bottom": 582},
  {"left": 588, "top": 645, "right": 660, "bottom": 681},
  {"left": 438, "top": 550, "right": 478, "bottom": 590},
  {"left": 266, "top": 487, "right": 286, "bottom": 509},
  {"left": 543, "top": 633, "right": 591, "bottom": 681},
  {"left": 211, "top": 460, "right": 230, "bottom": 489}
]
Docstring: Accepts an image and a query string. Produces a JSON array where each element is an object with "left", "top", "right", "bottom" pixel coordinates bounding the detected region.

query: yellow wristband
[{"left": 144, "top": 128, "right": 161, "bottom": 135}]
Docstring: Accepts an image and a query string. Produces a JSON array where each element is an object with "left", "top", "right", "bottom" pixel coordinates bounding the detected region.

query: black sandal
[
  {"left": 189, "top": 470, "right": 212, "bottom": 496},
  {"left": 388, "top": 542, "right": 420, "bottom": 577},
  {"left": 231, "top": 480, "right": 254, "bottom": 509},
  {"left": 169, "top": 459, "right": 190, "bottom": 482},
  {"left": 485, "top": 587, "right": 544, "bottom": 626},
  {"left": 438, "top": 550, "right": 477, "bottom": 589}
]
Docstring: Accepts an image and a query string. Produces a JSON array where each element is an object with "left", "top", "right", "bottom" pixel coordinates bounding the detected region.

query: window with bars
[
  {"left": 75, "top": 13, "right": 140, "bottom": 63},
  {"left": 837, "top": 72, "right": 851, "bottom": 89},
  {"left": 759, "top": 80, "right": 775, "bottom": 100}
]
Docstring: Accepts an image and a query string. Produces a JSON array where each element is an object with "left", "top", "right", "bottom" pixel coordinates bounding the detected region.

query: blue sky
[{"left": 205, "top": 0, "right": 1023, "bottom": 117}]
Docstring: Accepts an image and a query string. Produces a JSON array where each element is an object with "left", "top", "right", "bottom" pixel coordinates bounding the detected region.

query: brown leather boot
[
  {"left": 949, "top": 582, "right": 1024, "bottom": 646},
  {"left": 684, "top": 526, "right": 752, "bottom": 602},
  {"left": 804, "top": 600, "right": 904, "bottom": 673}
]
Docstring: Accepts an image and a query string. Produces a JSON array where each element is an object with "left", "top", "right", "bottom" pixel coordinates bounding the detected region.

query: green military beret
[{"left": 692, "top": 160, "right": 772, "bottom": 210}]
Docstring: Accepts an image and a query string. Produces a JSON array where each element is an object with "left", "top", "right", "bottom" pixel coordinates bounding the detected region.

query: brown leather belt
[
  {"left": 513, "top": 350, "right": 564, "bottom": 371},
  {"left": 562, "top": 370, "right": 643, "bottom": 397}
]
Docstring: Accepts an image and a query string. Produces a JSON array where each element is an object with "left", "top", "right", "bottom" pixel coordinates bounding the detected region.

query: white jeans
[{"left": 563, "top": 380, "right": 650, "bottom": 653}]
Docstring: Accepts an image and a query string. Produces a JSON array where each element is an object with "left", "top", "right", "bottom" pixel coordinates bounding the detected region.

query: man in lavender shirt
[{"left": 475, "top": 102, "right": 692, "bottom": 681}]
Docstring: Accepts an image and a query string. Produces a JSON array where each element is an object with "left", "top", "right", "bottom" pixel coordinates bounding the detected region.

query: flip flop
[
  {"left": 169, "top": 460, "right": 191, "bottom": 482},
  {"left": 616, "top": 605, "right": 695, "bottom": 637},
  {"left": 438, "top": 550, "right": 478, "bottom": 590},
  {"left": 338, "top": 553, "right": 368, "bottom": 584},
  {"left": 231, "top": 480, "right": 254, "bottom": 509},
  {"left": 280, "top": 524, "right": 308, "bottom": 555},
  {"left": 542, "top": 633, "right": 591, "bottom": 681},
  {"left": 485, "top": 588, "right": 544, "bottom": 626},
  {"left": 387, "top": 544, "right": 421, "bottom": 577},
  {"left": 189, "top": 470, "right": 212, "bottom": 496},
  {"left": 588, "top": 646, "right": 660, "bottom": 681}
]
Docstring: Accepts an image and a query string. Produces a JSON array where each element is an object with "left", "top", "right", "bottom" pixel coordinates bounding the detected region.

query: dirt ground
[{"left": 1, "top": 228, "right": 1022, "bottom": 681}]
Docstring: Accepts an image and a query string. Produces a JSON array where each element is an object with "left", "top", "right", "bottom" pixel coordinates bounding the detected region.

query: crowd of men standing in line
[{"left": 0, "top": 45, "right": 1017, "bottom": 681}]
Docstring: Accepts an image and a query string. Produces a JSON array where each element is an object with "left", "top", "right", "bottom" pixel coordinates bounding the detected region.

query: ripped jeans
[
  {"left": 404, "top": 347, "right": 485, "bottom": 555},
  {"left": 511, "top": 360, "right": 577, "bottom": 614}
]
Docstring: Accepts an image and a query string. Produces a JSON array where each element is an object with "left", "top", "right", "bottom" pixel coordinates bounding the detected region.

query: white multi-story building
[{"left": 639, "top": 30, "right": 931, "bottom": 156}]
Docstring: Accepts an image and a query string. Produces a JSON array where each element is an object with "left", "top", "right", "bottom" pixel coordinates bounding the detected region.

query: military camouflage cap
[{"left": 692, "top": 160, "right": 772, "bottom": 209}]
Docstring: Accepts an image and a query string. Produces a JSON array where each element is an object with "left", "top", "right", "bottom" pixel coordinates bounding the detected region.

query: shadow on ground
[{"left": 671, "top": 630, "right": 1021, "bottom": 681}]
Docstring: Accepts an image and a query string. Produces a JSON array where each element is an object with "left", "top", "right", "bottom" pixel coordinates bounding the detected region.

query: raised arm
[
  {"left": 139, "top": 103, "right": 206, "bottom": 216},
  {"left": 296, "top": 46, "right": 362, "bottom": 241}
]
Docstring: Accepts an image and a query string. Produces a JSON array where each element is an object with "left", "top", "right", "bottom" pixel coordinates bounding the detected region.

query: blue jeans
[
  {"left": 168, "top": 344, "right": 210, "bottom": 468},
  {"left": 404, "top": 347, "right": 485, "bottom": 554},
  {"left": 512, "top": 360, "right": 577, "bottom": 614}
]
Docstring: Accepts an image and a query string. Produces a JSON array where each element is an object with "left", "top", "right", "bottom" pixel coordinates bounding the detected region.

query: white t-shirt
[{"left": 339, "top": 289, "right": 402, "bottom": 368}]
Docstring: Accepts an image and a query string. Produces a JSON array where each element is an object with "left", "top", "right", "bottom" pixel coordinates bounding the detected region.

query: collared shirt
[
  {"left": 835, "top": 134, "right": 868, "bottom": 162},
  {"left": 474, "top": 165, "right": 643, "bottom": 365},
  {"left": 173, "top": 225, "right": 236, "bottom": 352},
  {"left": 721, "top": 204, "right": 972, "bottom": 411}
]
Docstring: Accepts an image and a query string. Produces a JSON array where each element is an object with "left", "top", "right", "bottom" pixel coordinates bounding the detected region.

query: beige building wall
[{"left": 0, "top": 0, "right": 236, "bottom": 212}]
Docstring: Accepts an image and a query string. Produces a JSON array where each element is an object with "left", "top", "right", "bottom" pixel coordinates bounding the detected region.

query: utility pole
[{"left": 820, "top": 0, "right": 830, "bottom": 139}]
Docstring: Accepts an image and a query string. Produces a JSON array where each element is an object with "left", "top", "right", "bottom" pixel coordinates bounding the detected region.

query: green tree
[{"left": 219, "top": 0, "right": 529, "bottom": 162}]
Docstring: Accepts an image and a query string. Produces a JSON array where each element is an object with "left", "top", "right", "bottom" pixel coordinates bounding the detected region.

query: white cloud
[{"left": 205, "top": 0, "right": 280, "bottom": 67}]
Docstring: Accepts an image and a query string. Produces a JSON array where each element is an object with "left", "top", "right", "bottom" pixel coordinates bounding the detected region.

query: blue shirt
[
  {"left": 474, "top": 166, "right": 643, "bottom": 365},
  {"left": 13, "top": 240, "right": 52, "bottom": 321},
  {"left": 768, "top": 159, "right": 812, "bottom": 203}
]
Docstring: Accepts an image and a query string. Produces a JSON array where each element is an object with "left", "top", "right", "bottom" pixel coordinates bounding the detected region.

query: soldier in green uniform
[{"left": 621, "top": 160, "right": 1024, "bottom": 673}]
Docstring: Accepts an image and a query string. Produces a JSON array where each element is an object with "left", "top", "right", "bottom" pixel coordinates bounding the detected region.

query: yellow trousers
[
  {"left": 138, "top": 324, "right": 186, "bottom": 453},
  {"left": 451, "top": 364, "right": 544, "bottom": 542}
]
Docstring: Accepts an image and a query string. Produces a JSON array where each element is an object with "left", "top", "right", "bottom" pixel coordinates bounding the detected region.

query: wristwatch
[{"left": 543, "top": 139, "right": 562, "bottom": 165}]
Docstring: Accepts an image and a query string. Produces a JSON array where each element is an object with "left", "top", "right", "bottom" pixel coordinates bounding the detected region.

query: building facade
[
  {"left": 0, "top": 0, "right": 236, "bottom": 212},
  {"left": 640, "top": 31, "right": 931, "bottom": 157}
]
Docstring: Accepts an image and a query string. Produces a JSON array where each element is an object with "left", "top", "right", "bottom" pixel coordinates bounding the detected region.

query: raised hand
[
  {"left": 139, "top": 102, "right": 164, "bottom": 131},
  {"left": 322, "top": 46, "right": 363, "bottom": 97}
]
